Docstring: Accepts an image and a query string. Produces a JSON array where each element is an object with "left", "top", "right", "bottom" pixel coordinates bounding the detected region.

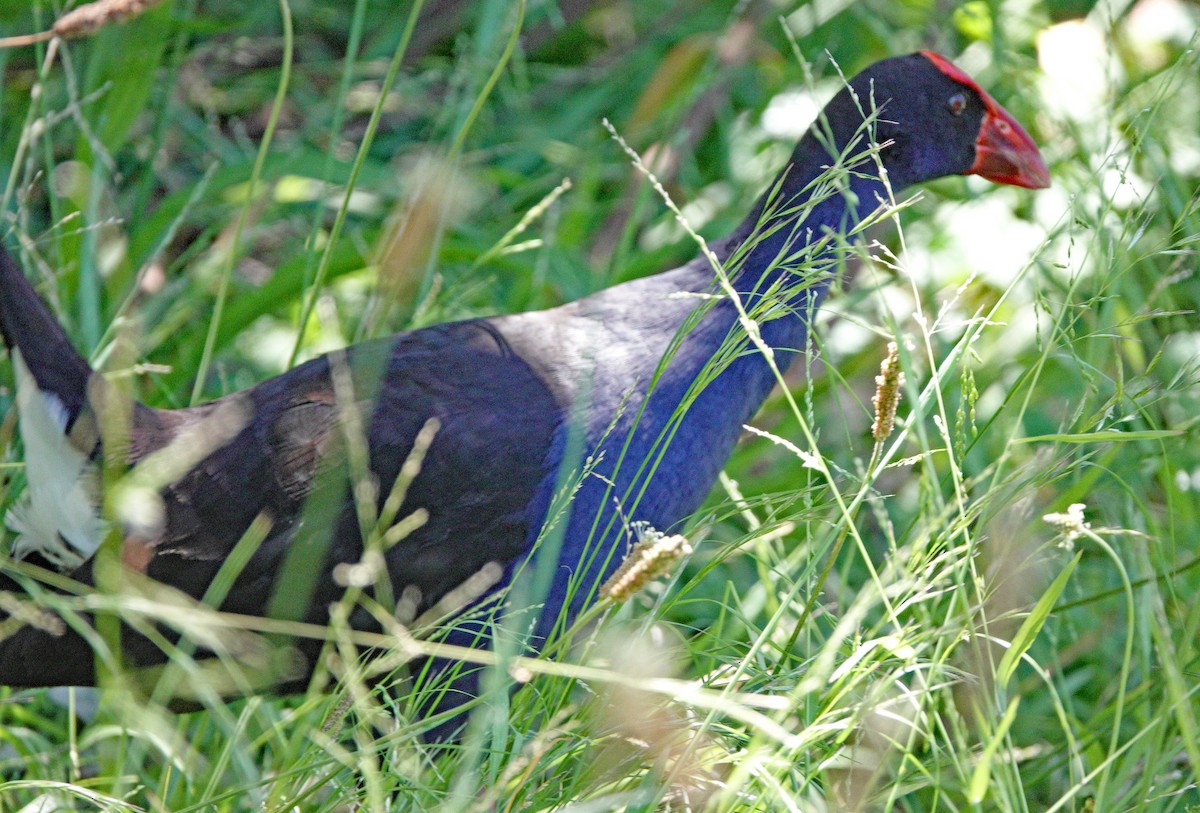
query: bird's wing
[
  {"left": 1, "top": 317, "right": 565, "bottom": 687},
  {"left": 122, "top": 319, "right": 565, "bottom": 624}
]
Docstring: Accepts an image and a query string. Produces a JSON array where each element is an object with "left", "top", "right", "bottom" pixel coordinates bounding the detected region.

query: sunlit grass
[{"left": 1, "top": 0, "right": 1198, "bottom": 811}]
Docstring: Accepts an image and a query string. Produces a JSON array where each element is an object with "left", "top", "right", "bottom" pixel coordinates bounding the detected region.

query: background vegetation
[{"left": 0, "top": 0, "right": 1198, "bottom": 810}]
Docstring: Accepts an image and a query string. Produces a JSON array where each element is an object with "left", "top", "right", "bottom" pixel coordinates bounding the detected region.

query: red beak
[
  {"left": 920, "top": 51, "right": 1051, "bottom": 190},
  {"left": 971, "top": 93, "right": 1051, "bottom": 189}
]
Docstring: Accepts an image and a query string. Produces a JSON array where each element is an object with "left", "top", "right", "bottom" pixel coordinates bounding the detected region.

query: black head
[{"left": 819, "top": 52, "right": 1049, "bottom": 191}]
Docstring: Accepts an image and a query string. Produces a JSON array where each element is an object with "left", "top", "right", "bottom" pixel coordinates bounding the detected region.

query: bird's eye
[{"left": 948, "top": 93, "right": 967, "bottom": 116}]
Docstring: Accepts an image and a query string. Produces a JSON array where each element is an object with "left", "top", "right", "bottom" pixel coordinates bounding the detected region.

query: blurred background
[{"left": 0, "top": 0, "right": 1198, "bottom": 811}]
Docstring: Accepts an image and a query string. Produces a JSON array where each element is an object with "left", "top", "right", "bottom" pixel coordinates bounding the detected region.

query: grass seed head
[
  {"left": 600, "top": 530, "right": 693, "bottom": 602},
  {"left": 0, "top": 591, "right": 66, "bottom": 640},
  {"left": 54, "top": 0, "right": 166, "bottom": 39},
  {"left": 1043, "top": 502, "right": 1089, "bottom": 546},
  {"left": 871, "top": 341, "right": 905, "bottom": 442},
  {"left": 0, "top": 0, "right": 167, "bottom": 48}
]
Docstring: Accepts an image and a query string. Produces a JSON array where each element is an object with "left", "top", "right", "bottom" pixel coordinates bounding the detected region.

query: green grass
[{"left": 1, "top": 0, "right": 1199, "bottom": 810}]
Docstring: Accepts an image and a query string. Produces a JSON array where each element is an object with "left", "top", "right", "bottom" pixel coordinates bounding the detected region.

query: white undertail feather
[{"left": 6, "top": 349, "right": 105, "bottom": 569}]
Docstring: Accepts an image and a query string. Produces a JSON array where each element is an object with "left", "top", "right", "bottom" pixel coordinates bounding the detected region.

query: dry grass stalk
[
  {"left": 0, "top": 0, "right": 166, "bottom": 49},
  {"left": 0, "top": 590, "right": 66, "bottom": 640}
]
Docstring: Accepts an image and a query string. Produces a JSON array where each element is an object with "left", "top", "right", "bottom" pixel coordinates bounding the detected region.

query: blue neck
[
  {"left": 733, "top": 134, "right": 892, "bottom": 280},
  {"left": 527, "top": 138, "right": 901, "bottom": 640},
  {"left": 681, "top": 145, "right": 895, "bottom": 372}
]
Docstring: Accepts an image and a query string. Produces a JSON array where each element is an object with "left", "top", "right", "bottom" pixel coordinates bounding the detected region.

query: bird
[{"left": 0, "top": 51, "right": 1049, "bottom": 733}]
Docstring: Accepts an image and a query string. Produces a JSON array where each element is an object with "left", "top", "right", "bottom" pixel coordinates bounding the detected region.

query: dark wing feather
[{"left": 0, "top": 317, "right": 563, "bottom": 686}]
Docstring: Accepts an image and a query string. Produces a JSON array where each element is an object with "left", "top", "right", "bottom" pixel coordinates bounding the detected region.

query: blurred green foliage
[{"left": 0, "top": 0, "right": 1198, "bottom": 810}]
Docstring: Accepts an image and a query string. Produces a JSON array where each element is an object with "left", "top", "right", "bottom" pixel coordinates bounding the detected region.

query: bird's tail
[
  {"left": 0, "top": 243, "right": 94, "bottom": 429},
  {"left": 0, "top": 242, "right": 106, "bottom": 569}
]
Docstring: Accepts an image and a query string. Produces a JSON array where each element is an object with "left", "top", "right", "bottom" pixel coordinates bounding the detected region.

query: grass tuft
[{"left": 0, "top": 2, "right": 1197, "bottom": 811}]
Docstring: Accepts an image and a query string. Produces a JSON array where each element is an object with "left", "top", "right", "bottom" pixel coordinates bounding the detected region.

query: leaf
[
  {"left": 80, "top": 1, "right": 174, "bottom": 157},
  {"left": 996, "top": 552, "right": 1080, "bottom": 689},
  {"left": 1016, "top": 429, "right": 1184, "bottom": 444},
  {"left": 626, "top": 33, "right": 714, "bottom": 141},
  {"left": 968, "top": 696, "right": 1021, "bottom": 805}
]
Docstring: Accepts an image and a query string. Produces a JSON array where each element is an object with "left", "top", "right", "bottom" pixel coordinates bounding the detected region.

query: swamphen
[{"left": 0, "top": 52, "right": 1048, "bottom": 731}]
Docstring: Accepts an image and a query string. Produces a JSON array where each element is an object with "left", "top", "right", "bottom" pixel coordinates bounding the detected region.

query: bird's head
[{"left": 826, "top": 51, "right": 1050, "bottom": 191}]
